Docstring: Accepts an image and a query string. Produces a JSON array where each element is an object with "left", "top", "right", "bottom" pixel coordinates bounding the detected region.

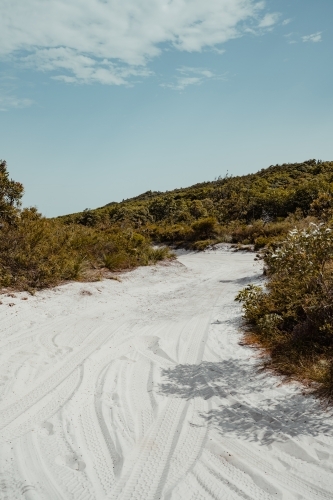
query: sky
[{"left": 0, "top": 0, "right": 332, "bottom": 216}]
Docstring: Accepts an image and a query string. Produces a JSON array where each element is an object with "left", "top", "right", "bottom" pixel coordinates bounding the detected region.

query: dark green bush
[
  {"left": 254, "top": 236, "right": 268, "bottom": 250},
  {"left": 191, "top": 217, "right": 217, "bottom": 239}
]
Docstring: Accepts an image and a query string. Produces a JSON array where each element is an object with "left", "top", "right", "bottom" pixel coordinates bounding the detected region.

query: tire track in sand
[
  {"left": 109, "top": 314, "right": 212, "bottom": 500},
  {"left": 0, "top": 321, "right": 127, "bottom": 432}
]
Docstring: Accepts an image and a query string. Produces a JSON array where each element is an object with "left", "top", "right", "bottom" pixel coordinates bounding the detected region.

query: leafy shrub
[
  {"left": 236, "top": 284, "right": 268, "bottom": 324},
  {"left": 77, "top": 209, "right": 103, "bottom": 227},
  {"left": 231, "top": 220, "right": 292, "bottom": 245},
  {"left": 310, "top": 192, "right": 333, "bottom": 221},
  {"left": 191, "top": 217, "right": 217, "bottom": 239},
  {"left": 0, "top": 211, "right": 172, "bottom": 289},
  {"left": 192, "top": 239, "right": 213, "bottom": 251},
  {"left": 151, "top": 224, "right": 194, "bottom": 244},
  {"left": 254, "top": 236, "right": 267, "bottom": 249},
  {"left": 237, "top": 222, "right": 333, "bottom": 401},
  {"left": 1, "top": 221, "right": 174, "bottom": 288},
  {"left": 102, "top": 252, "right": 135, "bottom": 271},
  {"left": 189, "top": 200, "right": 207, "bottom": 219},
  {"left": 0, "top": 213, "right": 87, "bottom": 288}
]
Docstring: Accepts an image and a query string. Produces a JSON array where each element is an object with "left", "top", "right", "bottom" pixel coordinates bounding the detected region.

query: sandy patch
[{"left": 0, "top": 249, "right": 332, "bottom": 499}]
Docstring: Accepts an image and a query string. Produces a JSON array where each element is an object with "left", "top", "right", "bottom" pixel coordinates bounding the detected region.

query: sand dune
[{"left": 0, "top": 247, "right": 332, "bottom": 499}]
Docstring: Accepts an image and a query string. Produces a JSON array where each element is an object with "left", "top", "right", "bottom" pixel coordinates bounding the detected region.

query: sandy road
[{"left": 0, "top": 247, "right": 333, "bottom": 500}]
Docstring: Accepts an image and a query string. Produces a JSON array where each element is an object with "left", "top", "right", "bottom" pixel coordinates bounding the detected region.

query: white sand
[{"left": 0, "top": 247, "right": 333, "bottom": 500}]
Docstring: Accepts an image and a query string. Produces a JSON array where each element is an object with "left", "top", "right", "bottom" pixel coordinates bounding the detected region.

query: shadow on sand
[
  {"left": 220, "top": 273, "right": 263, "bottom": 285},
  {"left": 159, "top": 359, "right": 333, "bottom": 445}
]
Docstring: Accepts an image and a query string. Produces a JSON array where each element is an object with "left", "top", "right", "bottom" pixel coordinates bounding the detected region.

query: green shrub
[
  {"left": 189, "top": 200, "right": 208, "bottom": 219},
  {"left": 310, "top": 192, "right": 333, "bottom": 221},
  {"left": 318, "top": 360, "right": 333, "bottom": 399},
  {"left": 236, "top": 284, "right": 268, "bottom": 324},
  {"left": 77, "top": 209, "right": 104, "bottom": 227},
  {"left": 191, "top": 217, "right": 217, "bottom": 239},
  {"left": 146, "top": 246, "right": 173, "bottom": 264},
  {"left": 237, "top": 222, "right": 333, "bottom": 401},
  {"left": 231, "top": 220, "right": 292, "bottom": 245},
  {"left": 192, "top": 239, "right": 213, "bottom": 251},
  {"left": 0, "top": 213, "right": 172, "bottom": 289},
  {"left": 102, "top": 252, "right": 135, "bottom": 271},
  {"left": 254, "top": 236, "right": 268, "bottom": 250},
  {"left": 152, "top": 224, "right": 194, "bottom": 244}
]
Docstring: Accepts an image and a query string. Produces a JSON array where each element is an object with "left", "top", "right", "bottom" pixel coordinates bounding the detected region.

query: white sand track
[{"left": 0, "top": 247, "right": 333, "bottom": 500}]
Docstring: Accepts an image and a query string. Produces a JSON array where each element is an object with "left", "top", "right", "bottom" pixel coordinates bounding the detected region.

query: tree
[{"left": 0, "top": 160, "right": 24, "bottom": 223}]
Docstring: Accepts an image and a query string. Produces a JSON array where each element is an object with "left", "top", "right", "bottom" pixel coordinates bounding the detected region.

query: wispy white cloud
[
  {"left": 282, "top": 18, "right": 292, "bottom": 26},
  {"left": 0, "top": 75, "right": 33, "bottom": 111},
  {"left": 284, "top": 30, "right": 323, "bottom": 45},
  {"left": 0, "top": 0, "right": 279, "bottom": 85},
  {"left": 258, "top": 13, "right": 280, "bottom": 28},
  {"left": 163, "top": 76, "right": 201, "bottom": 91},
  {"left": 178, "top": 67, "right": 215, "bottom": 79},
  {"left": 302, "top": 32, "right": 322, "bottom": 43},
  {"left": 213, "top": 47, "right": 226, "bottom": 55},
  {"left": 0, "top": 94, "right": 32, "bottom": 111},
  {"left": 284, "top": 32, "right": 297, "bottom": 44},
  {"left": 161, "top": 66, "right": 224, "bottom": 91},
  {"left": 24, "top": 47, "right": 152, "bottom": 85}
]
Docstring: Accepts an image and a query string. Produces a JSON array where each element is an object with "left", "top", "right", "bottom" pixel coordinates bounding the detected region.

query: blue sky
[{"left": 0, "top": 0, "right": 332, "bottom": 216}]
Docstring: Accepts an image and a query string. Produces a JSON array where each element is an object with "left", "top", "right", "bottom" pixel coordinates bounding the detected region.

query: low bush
[
  {"left": 191, "top": 217, "right": 217, "bottom": 239},
  {"left": 145, "top": 246, "right": 173, "bottom": 264},
  {"left": 192, "top": 239, "right": 214, "bottom": 251},
  {"left": 149, "top": 223, "right": 194, "bottom": 245},
  {"left": 0, "top": 215, "right": 174, "bottom": 289},
  {"left": 0, "top": 210, "right": 85, "bottom": 288},
  {"left": 236, "top": 222, "right": 333, "bottom": 401},
  {"left": 230, "top": 219, "right": 292, "bottom": 246},
  {"left": 102, "top": 251, "right": 136, "bottom": 271},
  {"left": 254, "top": 236, "right": 268, "bottom": 250}
]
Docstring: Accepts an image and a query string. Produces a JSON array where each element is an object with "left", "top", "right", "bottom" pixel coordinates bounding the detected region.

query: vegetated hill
[{"left": 60, "top": 159, "right": 333, "bottom": 250}]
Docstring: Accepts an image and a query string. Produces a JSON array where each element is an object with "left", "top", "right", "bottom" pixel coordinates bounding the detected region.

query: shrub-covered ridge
[{"left": 60, "top": 158, "right": 333, "bottom": 249}]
